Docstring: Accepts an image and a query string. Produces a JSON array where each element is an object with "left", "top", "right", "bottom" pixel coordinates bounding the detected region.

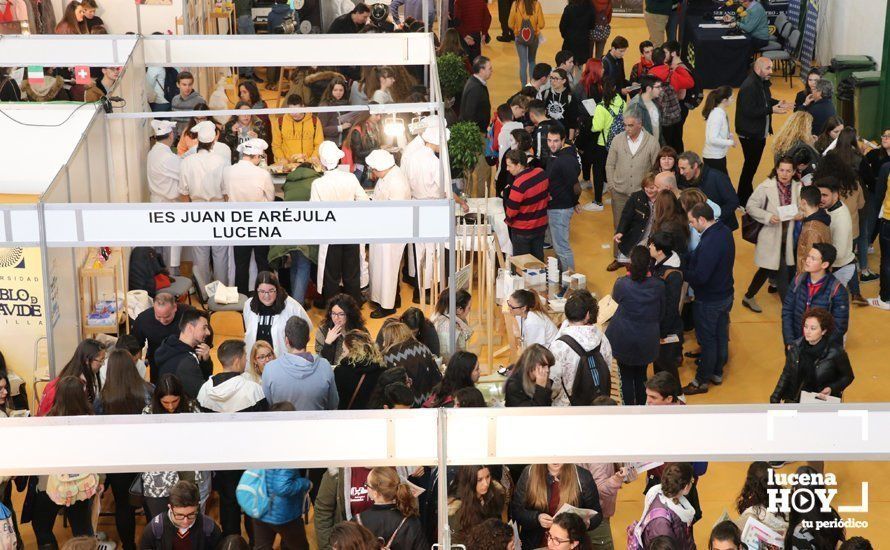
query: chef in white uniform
[
  {"left": 179, "top": 120, "right": 230, "bottom": 291},
  {"left": 147, "top": 120, "right": 183, "bottom": 273},
  {"left": 311, "top": 141, "right": 370, "bottom": 305},
  {"left": 183, "top": 125, "right": 232, "bottom": 166},
  {"left": 366, "top": 149, "right": 412, "bottom": 318},
  {"left": 224, "top": 138, "right": 275, "bottom": 294}
]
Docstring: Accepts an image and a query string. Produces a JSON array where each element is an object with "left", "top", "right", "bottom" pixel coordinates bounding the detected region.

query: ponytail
[{"left": 394, "top": 482, "right": 419, "bottom": 518}]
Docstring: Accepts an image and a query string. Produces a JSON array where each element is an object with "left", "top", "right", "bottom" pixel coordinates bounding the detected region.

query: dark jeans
[
  {"left": 511, "top": 230, "right": 546, "bottom": 262},
  {"left": 654, "top": 341, "right": 682, "bottom": 386},
  {"left": 592, "top": 144, "right": 607, "bottom": 203},
  {"left": 234, "top": 245, "right": 271, "bottom": 295},
  {"left": 880, "top": 219, "right": 890, "bottom": 301},
  {"left": 693, "top": 296, "right": 733, "bottom": 386},
  {"left": 739, "top": 136, "right": 766, "bottom": 207},
  {"left": 31, "top": 490, "right": 93, "bottom": 547},
  {"left": 497, "top": 0, "right": 512, "bottom": 35},
  {"left": 253, "top": 517, "right": 309, "bottom": 550},
  {"left": 703, "top": 156, "right": 728, "bottom": 175},
  {"left": 215, "top": 469, "right": 249, "bottom": 537},
  {"left": 108, "top": 473, "right": 140, "bottom": 550},
  {"left": 618, "top": 362, "right": 648, "bottom": 406},
  {"left": 746, "top": 263, "right": 791, "bottom": 301},
  {"left": 322, "top": 244, "right": 362, "bottom": 305}
]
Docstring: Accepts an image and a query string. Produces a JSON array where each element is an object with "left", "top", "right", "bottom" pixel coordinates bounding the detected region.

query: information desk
[{"left": 683, "top": 15, "right": 753, "bottom": 89}]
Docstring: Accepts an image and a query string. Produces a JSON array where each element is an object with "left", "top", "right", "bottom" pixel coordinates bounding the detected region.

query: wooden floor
[{"left": 15, "top": 14, "right": 890, "bottom": 549}]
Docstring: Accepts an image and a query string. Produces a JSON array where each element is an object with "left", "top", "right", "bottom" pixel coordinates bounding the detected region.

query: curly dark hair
[
  {"left": 321, "top": 293, "right": 366, "bottom": 333},
  {"left": 736, "top": 461, "right": 784, "bottom": 517},
  {"left": 464, "top": 518, "right": 513, "bottom": 550}
]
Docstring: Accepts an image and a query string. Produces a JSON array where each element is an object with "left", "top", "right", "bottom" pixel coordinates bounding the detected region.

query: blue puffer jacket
[
  {"left": 257, "top": 468, "right": 311, "bottom": 526},
  {"left": 781, "top": 272, "right": 849, "bottom": 346}
]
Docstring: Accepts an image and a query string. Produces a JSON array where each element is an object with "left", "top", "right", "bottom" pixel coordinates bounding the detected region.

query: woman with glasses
[
  {"left": 244, "top": 340, "right": 275, "bottom": 384},
  {"left": 243, "top": 271, "right": 313, "bottom": 361},
  {"left": 507, "top": 289, "right": 558, "bottom": 349},
  {"left": 512, "top": 464, "right": 602, "bottom": 550},
  {"left": 356, "top": 467, "right": 427, "bottom": 550},
  {"left": 316, "top": 293, "right": 369, "bottom": 365},
  {"left": 546, "top": 512, "right": 594, "bottom": 550},
  {"left": 37, "top": 339, "right": 106, "bottom": 415},
  {"left": 540, "top": 68, "right": 580, "bottom": 140}
]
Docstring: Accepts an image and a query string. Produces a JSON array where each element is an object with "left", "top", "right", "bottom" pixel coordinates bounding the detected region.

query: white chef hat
[
  {"left": 318, "top": 140, "right": 345, "bottom": 170},
  {"left": 421, "top": 126, "right": 449, "bottom": 146},
  {"left": 151, "top": 119, "right": 177, "bottom": 137},
  {"left": 365, "top": 149, "right": 395, "bottom": 171},
  {"left": 193, "top": 120, "right": 217, "bottom": 144},
  {"left": 237, "top": 138, "right": 268, "bottom": 156},
  {"left": 421, "top": 115, "right": 445, "bottom": 129}
]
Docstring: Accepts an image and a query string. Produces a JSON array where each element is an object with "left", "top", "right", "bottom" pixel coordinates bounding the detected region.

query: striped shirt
[{"left": 504, "top": 167, "right": 549, "bottom": 235}]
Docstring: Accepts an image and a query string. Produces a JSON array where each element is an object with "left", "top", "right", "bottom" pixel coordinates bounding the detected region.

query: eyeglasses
[
  {"left": 257, "top": 289, "right": 277, "bottom": 295},
  {"left": 507, "top": 303, "right": 522, "bottom": 310},
  {"left": 545, "top": 532, "right": 572, "bottom": 545},
  {"left": 549, "top": 76, "right": 564, "bottom": 81},
  {"left": 331, "top": 311, "right": 347, "bottom": 318},
  {"left": 171, "top": 511, "right": 197, "bottom": 521},
  {"left": 256, "top": 353, "right": 274, "bottom": 361},
  {"left": 882, "top": 133, "right": 890, "bottom": 139}
]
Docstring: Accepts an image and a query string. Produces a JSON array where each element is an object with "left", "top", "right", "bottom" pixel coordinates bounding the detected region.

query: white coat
[
  {"left": 310, "top": 168, "right": 370, "bottom": 294},
  {"left": 403, "top": 144, "right": 446, "bottom": 289},
  {"left": 370, "top": 165, "right": 412, "bottom": 309},
  {"left": 518, "top": 310, "right": 559, "bottom": 348},
  {"left": 147, "top": 141, "right": 181, "bottom": 202},
  {"left": 745, "top": 177, "right": 801, "bottom": 270},
  {"left": 242, "top": 296, "right": 314, "bottom": 359},
  {"left": 224, "top": 160, "right": 275, "bottom": 202},
  {"left": 179, "top": 149, "right": 228, "bottom": 201}
]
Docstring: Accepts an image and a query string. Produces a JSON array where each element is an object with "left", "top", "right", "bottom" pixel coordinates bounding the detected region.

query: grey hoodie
[
  {"left": 262, "top": 352, "right": 339, "bottom": 411},
  {"left": 197, "top": 372, "right": 268, "bottom": 413}
]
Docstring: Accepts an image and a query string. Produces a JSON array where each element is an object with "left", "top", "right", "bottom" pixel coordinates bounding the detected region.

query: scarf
[
  {"left": 798, "top": 337, "right": 828, "bottom": 392},
  {"left": 641, "top": 484, "right": 696, "bottom": 525}
]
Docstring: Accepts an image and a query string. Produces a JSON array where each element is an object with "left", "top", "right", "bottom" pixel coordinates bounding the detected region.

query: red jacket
[
  {"left": 453, "top": 0, "right": 491, "bottom": 36},
  {"left": 648, "top": 64, "right": 695, "bottom": 92}
]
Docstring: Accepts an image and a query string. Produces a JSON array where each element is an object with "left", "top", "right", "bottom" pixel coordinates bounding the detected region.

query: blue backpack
[
  {"left": 236, "top": 469, "right": 271, "bottom": 519},
  {"left": 605, "top": 104, "right": 625, "bottom": 150}
]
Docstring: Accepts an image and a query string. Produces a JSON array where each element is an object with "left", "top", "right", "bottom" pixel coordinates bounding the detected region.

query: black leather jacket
[{"left": 770, "top": 338, "right": 854, "bottom": 403}]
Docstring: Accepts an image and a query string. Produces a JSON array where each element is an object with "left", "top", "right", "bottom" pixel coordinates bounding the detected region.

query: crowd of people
[{"left": 2, "top": 0, "right": 888, "bottom": 549}]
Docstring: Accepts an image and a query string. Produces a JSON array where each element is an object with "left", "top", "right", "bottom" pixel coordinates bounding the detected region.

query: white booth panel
[
  {"left": 41, "top": 201, "right": 451, "bottom": 247},
  {"left": 0, "top": 410, "right": 439, "bottom": 475},
  {"left": 7, "top": 209, "right": 40, "bottom": 245},
  {"left": 141, "top": 34, "right": 434, "bottom": 67},
  {"left": 0, "top": 36, "right": 137, "bottom": 67}
]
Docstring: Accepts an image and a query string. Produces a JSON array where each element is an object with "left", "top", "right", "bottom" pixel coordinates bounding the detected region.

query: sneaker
[
  {"left": 582, "top": 201, "right": 604, "bottom": 212},
  {"left": 860, "top": 269, "right": 880, "bottom": 282},
  {"left": 543, "top": 242, "right": 553, "bottom": 249},
  {"left": 868, "top": 297, "right": 890, "bottom": 310},
  {"left": 682, "top": 382, "right": 709, "bottom": 395},
  {"left": 710, "top": 375, "right": 723, "bottom": 385},
  {"left": 767, "top": 284, "right": 778, "bottom": 294},
  {"left": 742, "top": 295, "right": 763, "bottom": 313},
  {"left": 851, "top": 293, "right": 868, "bottom": 306}
]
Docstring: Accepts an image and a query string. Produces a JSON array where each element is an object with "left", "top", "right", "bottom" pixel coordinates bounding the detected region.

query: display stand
[{"left": 79, "top": 248, "right": 129, "bottom": 339}]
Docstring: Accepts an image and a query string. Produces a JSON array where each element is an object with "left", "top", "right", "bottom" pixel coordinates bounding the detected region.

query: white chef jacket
[
  {"left": 309, "top": 168, "right": 370, "bottom": 202},
  {"left": 404, "top": 145, "right": 447, "bottom": 200},
  {"left": 147, "top": 142, "right": 182, "bottom": 202},
  {"left": 183, "top": 141, "right": 233, "bottom": 166},
  {"left": 179, "top": 149, "right": 228, "bottom": 201},
  {"left": 224, "top": 160, "right": 275, "bottom": 203},
  {"left": 372, "top": 165, "right": 412, "bottom": 202}
]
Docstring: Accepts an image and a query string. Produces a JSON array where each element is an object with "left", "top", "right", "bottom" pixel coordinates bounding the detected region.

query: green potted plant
[
  {"left": 437, "top": 52, "right": 469, "bottom": 103},
  {"left": 448, "top": 121, "right": 485, "bottom": 190}
]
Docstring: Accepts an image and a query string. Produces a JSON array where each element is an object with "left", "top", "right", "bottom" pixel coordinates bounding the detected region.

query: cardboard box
[{"left": 510, "top": 254, "right": 546, "bottom": 273}]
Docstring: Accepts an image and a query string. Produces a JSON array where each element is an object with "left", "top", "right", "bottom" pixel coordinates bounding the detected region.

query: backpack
[
  {"left": 45, "top": 473, "right": 99, "bottom": 506},
  {"left": 236, "top": 469, "right": 272, "bottom": 519},
  {"left": 516, "top": 9, "right": 536, "bottom": 46},
  {"left": 682, "top": 65, "right": 703, "bottom": 110},
  {"left": 162, "top": 67, "right": 179, "bottom": 104},
  {"left": 357, "top": 514, "right": 407, "bottom": 550},
  {"left": 0, "top": 502, "right": 17, "bottom": 550},
  {"left": 626, "top": 506, "right": 673, "bottom": 550},
  {"left": 484, "top": 116, "right": 499, "bottom": 165},
  {"left": 558, "top": 335, "right": 611, "bottom": 406},
  {"left": 604, "top": 103, "right": 625, "bottom": 150},
  {"left": 658, "top": 69, "right": 682, "bottom": 126}
]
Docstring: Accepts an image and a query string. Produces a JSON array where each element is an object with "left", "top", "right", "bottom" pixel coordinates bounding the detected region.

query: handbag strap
[
  {"left": 347, "top": 374, "right": 367, "bottom": 410},
  {"left": 386, "top": 517, "right": 409, "bottom": 548}
]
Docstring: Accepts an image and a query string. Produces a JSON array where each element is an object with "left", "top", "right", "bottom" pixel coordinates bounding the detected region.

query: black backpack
[
  {"left": 558, "top": 335, "right": 611, "bottom": 405},
  {"left": 162, "top": 67, "right": 180, "bottom": 103}
]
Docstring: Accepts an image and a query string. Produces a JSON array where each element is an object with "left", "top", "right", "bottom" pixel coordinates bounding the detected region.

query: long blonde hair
[
  {"left": 524, "top": 464, "right": 580, "bottom": 512},
  {"left": 342, "top": 330, "right": 384, "bottom": 366},
  {"left": 381, "top": 322, "right": 415, "bottom": 353},
  {"left": 368, "top": 467, "right": 419, "bottom": 517},
  {"left": 773, "top": 111, "right": 814, "bottom": 157},
  {"left": 246, "top": 341, "right": 274, "bottom": 383}
]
